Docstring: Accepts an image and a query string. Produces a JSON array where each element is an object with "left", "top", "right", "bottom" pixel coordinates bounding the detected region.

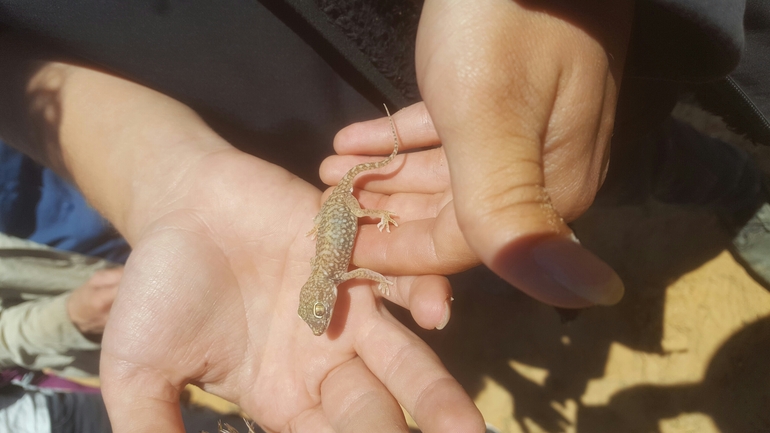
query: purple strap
[{"left": 0, "top": 367, "right": 101, "bottom": 394}]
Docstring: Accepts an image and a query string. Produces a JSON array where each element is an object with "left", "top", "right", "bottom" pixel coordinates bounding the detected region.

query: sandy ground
[
  {"left": 411, "top": 202, "right": 770, "bottom": 433},
  {"left": 189, "top": 104, "right": 770, "bottom": 433},
  {"left": 411, "top": 104, "right": 770, "bottom": 433}
]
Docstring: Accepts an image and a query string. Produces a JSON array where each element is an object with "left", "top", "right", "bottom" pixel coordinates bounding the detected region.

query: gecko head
[{"left": 298, "top": 280, "right": 337, "bottom": 336}]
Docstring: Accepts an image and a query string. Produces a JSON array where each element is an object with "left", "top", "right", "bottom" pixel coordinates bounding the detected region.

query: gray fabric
[
  {"left": 0, "top": 233, "right": 111, "bottom": 377},
  {"left": 0, "top": 387, "right": 51, "bottom": 433},
  {"left": 0, "top": 386, "right": 111, "bottom": 433},
  {"left": 47, "top": 391, "right": 111, "bottom": 433},
  {"left": 0, "top": 233, "right": 111, "bottom": 297}
]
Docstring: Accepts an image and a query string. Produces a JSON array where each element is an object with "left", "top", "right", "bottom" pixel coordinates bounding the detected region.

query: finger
[
  {"left": 321, "top": 357, "right": 409, "bottom": 433},
  {"left": 101, "top": 353, "right": 185, "bottom": 433},
  {"left": 334, "top": 102, "right": 440, "bottom": 155},
  {"left": 320, "top": 148, "right": 449, "bottom": 194},
  {"left": 352, "top": 208, "right": 478, "bottom": 276},
  {"left": 444, "top": 125, "right": 617, "bottom": 308},
  {"left": 319, "top": 187, "right": 441, "bottom": 222},
  {"left": 318, "top": 189, "right": 448, "bottom": 223},
  {"left": 286, "top": 406, "right": 336, "bottom": 433},
  {"left": 315, "top": 189, "right": 477, "bottom": 276},
  {"left": 355, "top": 314, "right": 485, "bottom": 433},
  {"left": 417, "top": 3, "right": 622, "bottom": 308},
  {"left": 318, "top": 188, "right": 478, "bottom": 275},
  {"left": 391, "top": 275, "right": 453, "bottom": 330},
  {"left": 364, "top": 274, "right": 452, "bottom": 330}
]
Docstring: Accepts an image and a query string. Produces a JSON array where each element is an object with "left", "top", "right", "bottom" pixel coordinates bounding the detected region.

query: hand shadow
[
  {"left": 390, "top": 185, "right": 742, "bottom": 433},
  {"left": 578, "top": 315, "right": 770, "bottom": 433}
]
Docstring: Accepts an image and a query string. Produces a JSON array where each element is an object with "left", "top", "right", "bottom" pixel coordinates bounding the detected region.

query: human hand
[
  {"left": 4, "top": 32, "right": 479, "bottom": 433},
  {"left": 100, "top": 147, "right": 483, "bottom": 433},
  {"left": 415, "top": 0, "right": 633, "bottom": 307},
  {"left": 324, "top": 0, "right": 635, "bottom": 308},
  {"left": 67, "top": 267, "right": 123, "bottom": 336}
]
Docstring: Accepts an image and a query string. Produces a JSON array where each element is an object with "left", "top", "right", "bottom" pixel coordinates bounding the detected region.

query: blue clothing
[{"left": 0, "top": 141, "right": 129, "bottom": 263}]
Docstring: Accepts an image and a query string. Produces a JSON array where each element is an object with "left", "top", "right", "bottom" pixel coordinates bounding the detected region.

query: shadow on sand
[{"left": 396, "top": 197, "right": 770, "bottom": 433}]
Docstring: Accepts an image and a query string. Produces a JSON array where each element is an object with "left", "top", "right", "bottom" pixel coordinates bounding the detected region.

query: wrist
[
  {"left": 1, "top": 34, "right": 234, "bottom": 245},
  {"left": 37, "top": 62, "right": 232, "bottom": 243}
]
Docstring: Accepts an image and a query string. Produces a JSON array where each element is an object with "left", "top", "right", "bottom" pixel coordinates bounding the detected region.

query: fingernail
[
  {"left": 531, "top": 237, "right": 624, "bottom": 305},
  {"left": 436, "top": 299, "right": 452, "bottom": 330}
]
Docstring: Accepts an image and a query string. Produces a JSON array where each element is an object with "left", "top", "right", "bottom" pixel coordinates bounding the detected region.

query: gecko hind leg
[
  {"left": 353, "top": 207, "right": 399, "bottom": 233},
  {"left": 368, "top": 210, "right": 398, "bottom": 233},
  {"left": 306, "top": 213, "right": 323, "bottom": 239},
  {"left": 340, "top": 268, "right": 393, "bottom": 296},
  {"left": 306, "top": 225, "right": 318, "bottom": 239},
  {"left": 344, "top": 194, "right": 398, "bottom": 232}
]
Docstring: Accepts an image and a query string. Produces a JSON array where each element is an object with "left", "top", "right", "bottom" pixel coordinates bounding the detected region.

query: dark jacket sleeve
[{"left": 627, "top": 0, "right": 746, "bottom": 82}]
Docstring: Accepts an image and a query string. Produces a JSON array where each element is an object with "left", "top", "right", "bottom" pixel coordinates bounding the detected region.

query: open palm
[
  {"left": 322, "top": 101, "right": 617, "bottom": 308},
  {"left": 99, "top": 148, "right": 483, "bottom": 433}
]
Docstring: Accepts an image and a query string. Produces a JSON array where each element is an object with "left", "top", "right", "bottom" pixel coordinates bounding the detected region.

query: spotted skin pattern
[{"left": 298, "top": 106, "right": 399, "bottom": 336}]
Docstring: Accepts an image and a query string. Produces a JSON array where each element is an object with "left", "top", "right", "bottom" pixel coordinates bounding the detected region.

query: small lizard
[{"left": 298, "top": 105, "right": 399, "bottom": 336}]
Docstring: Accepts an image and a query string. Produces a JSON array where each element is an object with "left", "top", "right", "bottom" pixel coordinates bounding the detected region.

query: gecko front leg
[{"left": 339, "top": 268, "right": 394, "bottom": 296}]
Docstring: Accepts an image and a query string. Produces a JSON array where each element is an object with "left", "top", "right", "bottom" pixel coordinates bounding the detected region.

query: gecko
[{"left": 298, "top": 105, "right": 399, "bottom": 336}]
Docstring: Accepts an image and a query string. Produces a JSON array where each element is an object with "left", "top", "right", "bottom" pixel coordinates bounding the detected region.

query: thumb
[
  {"left": 101, "top": 352, "right": 187, "bottom": 433},
  {"left": 443, "top": 113, "right": 623, "bottom": 306},
  {"left": 425, "top": 101, "right": 623, "bottom": 307},
  {"left": 416, "top": 0, "right": 624, "bottom": 308},
  {"left": 444, "top": 131, "right": 623, "bottom": 308}
]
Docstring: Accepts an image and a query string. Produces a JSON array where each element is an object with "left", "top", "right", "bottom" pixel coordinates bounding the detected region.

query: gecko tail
[
  {"left": 384, "top": 104, "right": 399, "bottom": 159},
  {"left": 339, "top": 104, "right": 400, "bottom": 187}
]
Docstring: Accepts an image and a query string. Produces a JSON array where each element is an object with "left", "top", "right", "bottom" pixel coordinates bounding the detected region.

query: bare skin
[
  {"left": 67, "top": 267, "right": 123, "bottom": 336},
  {"left": 0, "top": 31, "right": 478, "bottom": 433},
  {"left": 323, "top": 0, "right": 634, "bottom": 308},
  {"left": 0, "top": 0, "right": 635, "bottom": 430}
]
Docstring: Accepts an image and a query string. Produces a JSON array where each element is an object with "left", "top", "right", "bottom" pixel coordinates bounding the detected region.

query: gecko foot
[
  {"left": 376, "top": 212, "right": 398, "bottom": 233},
  {"left": 378, "top": 279, "right": 394, "bottom": 297},
  {"left": 306, "top": 225, "right": 318, "bottom": 239}
]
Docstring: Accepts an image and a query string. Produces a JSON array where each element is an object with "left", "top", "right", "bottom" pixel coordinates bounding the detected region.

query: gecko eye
[{"left": 313, "top": 302, "right": 326, "bottom": 318}]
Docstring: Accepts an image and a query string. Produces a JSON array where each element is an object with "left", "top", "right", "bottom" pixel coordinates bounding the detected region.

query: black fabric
[
  {"left": 0, "top": 0, "right": 381, "bottom": 182},
  {"left": 617, "top": 0, "right": 770, "bottom": 147},
  {"left": 627, "top": 0, "right": 746, "bottom": 81},
  {"left": 695, "top": 76, "right": 770, "bottom": 145},
  {"left": 650, "top": 118, "right": 764, "bottom": 218},
  {"left": 0, "top": 0, "right": 768, "bottom": 150},
  {"left": 259, "top": 0, "right": 414, "bottom": 108},
  {"left": 47, "top": 392, "right": 112, "bottom": 433},
  {"left": 734, "top": 0, "right": 770, "bottom": 121},
  {"left": 689, "top": 0, "right": 770, "bottom": 145},
  {"left": 312, "top": 0, "right": 421, "bottom": 103}
]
